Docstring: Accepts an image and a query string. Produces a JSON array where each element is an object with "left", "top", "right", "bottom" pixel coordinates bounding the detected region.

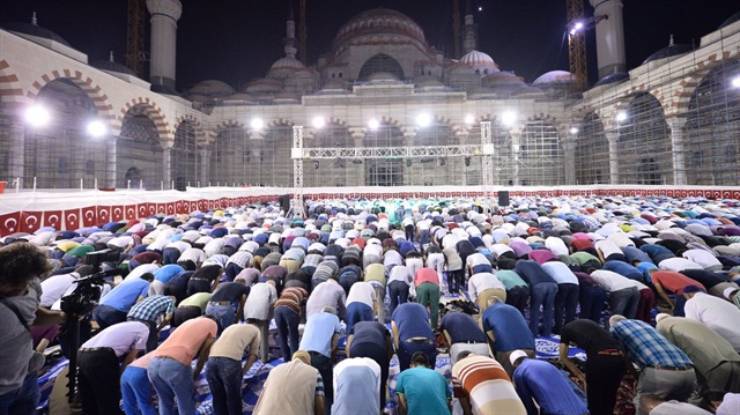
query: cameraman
[{"left": 0, "top": 243, "right": 64, "bottom": 413}]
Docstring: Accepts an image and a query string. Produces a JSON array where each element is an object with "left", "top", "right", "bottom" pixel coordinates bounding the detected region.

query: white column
[
  {"left": 605, "top": 131, "right": 620, "bottom": 184},
  {"left": 199, "top": 147, "right": 209, "bottom": 186},
  {"left": 589, "top": 0, "right": 626, "bottom": 78},
  {"left": 106, "top": 138, "right": 117, "bottom": 188},
  {"left": 291, "top": 125, "right": 305, "bottom": 218},
  {"left": 666, "top": 117, "right": 688, "bottom": 185},
  {"left": 162, "top": 145, "right": 172, "bottom": 188},
  {"left": 562, "top": 140, "right": 577, "bottom": 185},
  {"left": 146, "top": 0, "right": 182, "bottom": 91},
  {"left": 349, "top": 128, "right": 365, "bottom": 187},
  {"left": 511, "top": 130, "right": 521, "bottom": 186},
  {"left": 479, "top": 121, "right": 494, "bottom": 190}
]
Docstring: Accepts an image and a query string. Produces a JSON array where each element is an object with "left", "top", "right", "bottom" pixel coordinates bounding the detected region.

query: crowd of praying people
[{"left": 2, "top": 195, "right": 740, "bottom": 415}]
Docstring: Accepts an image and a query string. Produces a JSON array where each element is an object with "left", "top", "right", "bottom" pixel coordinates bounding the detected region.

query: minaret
[
  {"left": 146, "top": 0, "right": 183, "bottom": 92},
  {"left": 285, "top": 3, "right": 298, "bottom": 59},
  {"left": 589, "top": 0, "right": 626, "bottom": 79},
  {"left": 462, "top": 0, "right": 477, "bottom": 54}
]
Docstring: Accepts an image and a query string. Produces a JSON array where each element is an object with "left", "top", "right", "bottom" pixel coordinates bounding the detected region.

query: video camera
[{"left": 59, "top": 269, "right": 117, "bottom": 316}]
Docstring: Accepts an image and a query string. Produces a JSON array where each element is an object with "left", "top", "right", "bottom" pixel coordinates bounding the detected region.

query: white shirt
[
  {"left": 490, "top": 244, "right": 514, "bottom": 258},
  {"left": 682, "top": 249, "right": 722, "bottom": 270},
  {"left": 80, "top": 321, "right": 149, "bottom": 357},
  {"left": 466, "top": 253, "right": 490, "bottom": 269},
  {"left": 595, "top": 240, "right": 622, "bottom": 259},
  {"left": 685, "top": 292, "right": 740, "bottom": 352},
  {"left": 40, "top": 272, "right": 79, "bottom": 307},
  {"left": 243, "top": 283, "right": 277, "bottom": 320},
  {"left": 658, "top": 257, "right": 703, "bottom": 272},
  {"left": 178, "top": 248, "right": 205, "bottom": 264},
  {"left": 589, "top": 270, "right": 637, "bottom": 292},
  {"left": 388, "top": 265, "right": 412, "bottom": 285},
  {"left": 607, "top": 232, "right": 635, "bottom": 249},
  {"left": 425, "top": 253, "right": 445, "bottom": 278},
  {"left": 346, "top": 281, "right": 377, "bottom": 308},
  {"left": 203, "top": 254, "right": 229, "bottom": 268},
  {"left": 165, "top": 241, "right": 190, "bottom": 253},
  {"left": 541, "top": 261, "right": 579, "bottom": 285},
  {"left": 239, "top": 241, "right": 260, "bottom": 253},
  {"left": 332, "top": 357, "right": 381, "bottom": 397},
  {"left": 227, "top": 251, "right": 253, "bottom": 268},
  {"left": 204, "top": 239, "right": 226, "bottom": 258},
  {"left": 107, "top": 235, "right": 134, "bottom": 249},
  {"left": 404, "top": 257, "right": 424, "bottom": 279},
  {"left": 545, "top": 237, "right": 569, "bottom": 257},
  {"left": 125, "top": 263, "right": 160, "bottom": 281},
  {"left": 364, "top": 244, "right": 383, "bottom": 259},
  {"left": 467, "top": 273, "right": 505, "bottom": 302}
]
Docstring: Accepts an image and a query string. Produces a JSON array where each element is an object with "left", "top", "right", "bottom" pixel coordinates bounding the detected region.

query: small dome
[
  {"left": 92, "top": 60, "right": 137, "bottom": 77},
  {"left": 482, "top": 71, "right": 525, "bottom": 87},
  {"left": 3, "top": 21, "right": 70, "bottom": 46},
  {"left": 320, "top": 79, "right": 348, "bottom": 92},
  {"left": 244, "top": 78, "right": 283, "bottom": 94},
  {"left": 415, "top": 77, "right": 445, "bottom": 89},
  {"left": 268, "top": 56, "right": 305, "bottom": 79},
  {"left": 533, "top": 70, "right": 575, "bottom": 85},
  {"left": 719, "top": 11, "right": 740, "bottom": 29},
  {"left": 460, "top": 50, "right": 495, "bottom": 66},
  {"left": 642, "top": 43, "right": 692, "bottom": 64},
  {"left": 188, "top": 80, "right": 235, "bottom": 97}
]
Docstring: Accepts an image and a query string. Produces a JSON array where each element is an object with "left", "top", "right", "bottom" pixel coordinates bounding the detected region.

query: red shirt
[
  {"left": 132, "top": 251, "right": 161, "bottom": 264},
  {"left": 651, "top": 271, "right": 705, "bottom": 294},
  {"left": 414, "top": 267, "right": 439, "bottom": 286},
  {"left": 571, "top": 238, "right": 594, "bottom": 252}
]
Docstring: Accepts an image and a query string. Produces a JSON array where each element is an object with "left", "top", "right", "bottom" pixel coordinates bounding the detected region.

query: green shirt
[
  {"left": 657, "top": 317, "right": 740, "bottom": 392},
  {"left": 569, "top": 251, "right": 600, "bottom": 266},
  {"left": 396, "top": 367, "right": 451, "bottom": 415},
  {"left": 179, "top": 292, "right": 212, "bottom": 311},
  {"left": 495, "top": 270, "right": 528, "bottom": 290},
  {"left": 67, "top": 244, "right": 95, "bottom": 258}
]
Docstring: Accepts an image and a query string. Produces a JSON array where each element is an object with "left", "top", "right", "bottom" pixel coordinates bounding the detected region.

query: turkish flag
[
  {"left": 82, "top": 207, "right": 97, "bottom": 227},
  {"left": 65, "top": 210, "right": 80, "bottom": 230},
  {"left": 111, "top": 206, "right": 124, "bottom": 221},
  {"left": 125, "top": 205, "right": 137, "bottom": 220},
  {"left": 43, "top": 210, "right": 63, "bottom": 230},
  {"left": 20, "top": 211, "right": 42, "bottom": 233},
  {"left": 137, "top": 204, "right": 147, "bottom": 218},
  {"left": 0, "top": 212, "right": 20, "bottom": 235}
]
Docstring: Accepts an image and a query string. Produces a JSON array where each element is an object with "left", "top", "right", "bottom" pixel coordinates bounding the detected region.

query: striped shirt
[
  {"left": 274, "top": 287, "right": 309, "bottom": 314},
  {"left": 610, "top": 319, "right": 693, "bottom": 369},
  {"left": 127, "top": 295, "right": 176, "bottom": 322},
  {"left": 452, "top": 355, "right": 526, "bottom": 415}
]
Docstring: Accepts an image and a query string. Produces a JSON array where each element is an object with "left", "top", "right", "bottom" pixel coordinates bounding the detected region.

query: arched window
[
  {"left": 575, "top": 112, "right": 609, "bottom": 184},
  {"left": 172, "top": 121, "right": 198, "bottom": 188},
  {"left": 520, "top": 118, "right": 565, "bottom": 185},
  {"left": 118, "top": 105, "right": 164, "bottom": 189},
  {"left": 358, "top": 54, "right": 405, "bottom": 81}
]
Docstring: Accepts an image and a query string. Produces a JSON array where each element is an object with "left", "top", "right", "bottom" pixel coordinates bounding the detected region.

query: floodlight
[
  {"left": 416, "top": 113, "right": 432, "bottom": 128},
  {"left": 501, "top": 110, "right": 517, "bottom": 128},
  {"left": 569, "top": 126, "right": 579, "bottom": 135},
  {"left": 464, "top": 114, "right": 475, "bottom": 125},
  {"left": 569, "top": 21, "right": 584, "bottom": 36},
  {"left": 86, "top": 119, "right": 107, "bottom": 138},
  {"left": 732, "top": 75, "right": 740, "bottom": 89},
  {"left": 616, "top": 111, "right": 628, "bottom": 123},
  {"left": 367, "top": 118, "right": 380, "bottom": 131},
  {"left": 250, "top": 117, "right": 264, "bottom": 131},
  {"left": 24, "top": 104, "right": 51, "bottom": 128},
  {"left": 311, "top": 116, "right": 326, "bottom": 129}
]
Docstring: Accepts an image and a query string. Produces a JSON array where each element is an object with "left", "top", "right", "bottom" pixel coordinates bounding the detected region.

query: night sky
[{"left": 2, "top": 1, "right": 737, "bottom": 91}]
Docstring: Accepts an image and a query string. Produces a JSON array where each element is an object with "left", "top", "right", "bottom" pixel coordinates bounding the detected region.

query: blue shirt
[
  {"left": 622, "top": 246, "right": 653, "bottom": 264},
  {"left": 154, "top": 264, "right": 184, "bottom": 283},
  {"left": 636, "top": 262, "right": 658, "bottom": 283},
  {"left": 514, "top": 260, "right": 555, "bottom": 286},
  {"left": 101, "top": 279, "right": 149, "bottom": 312},
  {"left": 513, "top": 359, "right": 588, "bottom": 415},
  {"left": 610, "top": 319, "right": 693, "bottom": 370},
  {"left": 440, "top": 312, "right": 486, "bottom": 344},
  {"left": 603, "top": 260, "right": 644, "bottom": 282},
  {"left": 640, "top": 244, "right": 675, "bottom": 263},
  {"left": 392, "top": 303, "right": 433, "bottom": 342},
  {"left": 482, "top": 303, "right": 535, "bottom": 352},
  {"left": 332, "top": 364, "right": 380, "bottom": 415},
  {"left": 299, "top": 312, "right": 341, "bottom": 357},
  {"left": 396, "top": 367, "right": 451, "bottom": 415}
]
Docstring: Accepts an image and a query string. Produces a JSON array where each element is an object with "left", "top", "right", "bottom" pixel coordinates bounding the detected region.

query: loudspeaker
[
  {"left": 498, "top": 191, "right": 510, "bottom": 207},
  {"left": 278, "top": 194, "right": 291, "bottom": 213}
]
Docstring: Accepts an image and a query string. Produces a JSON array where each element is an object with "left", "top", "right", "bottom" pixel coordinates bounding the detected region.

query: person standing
[
  {"left": 148, "top": 316, "right": 217, "bottom": 415},
  {"left": 299, "top": 306, "right": 342, "bottom": 414},
  {"left": 273, "top": 286, "right": 309, "bottom": 361},
  {"left": 558, "top": 319, "right": 626, "bottom": 415},
  {"left": 541, "top": 261, "right": 580, "bottom": 333},
  {"left": 609, "top": 315, "right": 696, "bottom": 415},
  {"left": 414, "top": 267, "right": 441, "bottom": 328},
  {"left": 510, "top": 351, "right": 589, "bottom": 415},
  {"left": 206, "top": 323, "right": 261, "bottom": 415},
  {"left": 252, "top": 351, "right": 325, "bottom": 415},
  {"left": 77, "top": 321, "right": 150, "bottom": 414},
  {"left": 514, "top": 260, "right": 558, "bottom": 337},
  {"left": 396, "top": 352, "right": 451, "bottom": 415}
]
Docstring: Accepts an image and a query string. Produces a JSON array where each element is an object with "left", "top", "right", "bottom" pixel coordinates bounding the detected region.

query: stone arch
[
  {"left": 171, "top": 118, "right": 199, "bottom": 188},
  {"left": 575, "top": 111, "right": 610, "bottom": 184},
  {"left": 210, "top": 123, "right": 248, "bottom": 186},
  {"left": 175, "top": 114, "right": 208, "bottom": 146},
  {"left": 519, "top": 116, "right": 565, "bottom": 185},
  {"left": 119, "top": 98, "right": 171, "bottom": 142},
  {"left": 617, "top": 91, "right": 672, "bottom": 184},
  {"left": 671, "top": 49, "right": 738, "bottom": 116},
  {"left": 117, "top": 104, "right": 165, "bottom": 189},
  {"left": 684, "top": 58, "right": 740, "bottom": 185},
  {"left": 247, "top": 121, "right": 293, "bottom": 187},
  {"left": 0, "top": 60, "right": 25, "bottom": 104},
  {"left": 358, "top": 53, "right": 405, "bottom": 81},
  {"left": 25, "top": 68, "right": 114, "bottom": 123}
]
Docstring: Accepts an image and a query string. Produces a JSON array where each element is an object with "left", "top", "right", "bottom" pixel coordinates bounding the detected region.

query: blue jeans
[
  {"left": 345, "top": 302, "right": 373, "bottom": 335},
  {"left": 121, "top": 366, "right": 156, "bottom": 415},
  {"left": 205, "top": 302, "right": 238, "bottom": 333},
  {"left": 147, "top": 357, "right": 195, "bottom": 415},
  {"left": 579, "top": 285, "right": 608, "bottom": 323},
  {"left": 388, "top": 281, "right": 409, "bottom": 315},
  {"left": 554, "top": 283, "right": 579, "bottom": 333},
  {"left": 530, "top": 282, "right": 558, "bottom": 337},
  {"left": 205, "top": 357, "right": 242, "bottom": 415},
  {"left": 397, "top": 339, "right": 437, "bottom": 371},
  {"left": 274, "top": 306, "right": 300, "bottom": 361},
  {"left": 0, "top": 373, "right": 39, "bottom": 415}
]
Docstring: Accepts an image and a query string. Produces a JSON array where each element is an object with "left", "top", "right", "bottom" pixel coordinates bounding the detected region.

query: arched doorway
[
  {"left": 575, "top": 112, "right": 609, "bottom": 184},
  {"left": 118, "top": 105, "right": 164, "bottom": 189},
  {"left": 210, "top": 125, "right": 247, "bottom": 186},
  {"left": 172, "top": 120, "right": 198, "bottom": 189}
]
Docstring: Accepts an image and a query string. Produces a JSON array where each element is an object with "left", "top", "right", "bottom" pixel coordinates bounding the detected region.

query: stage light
[
  {"left": 616, "top": 110, "right": 628, "bottom": 123},
  {"left": 478, "top": 6, "right": 483, "bottom": 12},
  {"left": 569, "top": 21, "right": 584, "bottom": 36},
  {"left": 569, "top": 126, "right": 579, "bottom": 135},
  {"left": 86, "top": 119, "right": 107, "bottom": 138},
  {"left": 501, "top": 110, "right": 517, "bottom": 128},
  {"left": 368, "top": 118, "right": 380, "bottom": 131},
  {"left": 250, "top": 117, "right": 264, "bottom": 131},
  {"left": 464, "top": 114, "right": 475, "bottom": 125},
  {"left": 24, "top": 104, "right": 51, "bottom": 128},
  {"left": 416, "top": 113, "right": 432, "bottom": 128},
  {"left": 732, "top": 75, "right": 740, "bottom": 89}
]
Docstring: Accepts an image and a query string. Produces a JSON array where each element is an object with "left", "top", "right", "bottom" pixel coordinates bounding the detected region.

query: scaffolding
[{"left": 118, "top": 106, "right": 164, "bottom": 189}]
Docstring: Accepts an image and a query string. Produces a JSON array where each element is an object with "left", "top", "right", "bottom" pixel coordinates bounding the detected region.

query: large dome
[
  {"left": 459, "top": 50, "right": 500, "bottom": 73},
  {"left": 332, "top": 8, "right": 428, "bottom": 54},
  {"left": 533, "top": 70, "right": 575, "bottom": 85}
]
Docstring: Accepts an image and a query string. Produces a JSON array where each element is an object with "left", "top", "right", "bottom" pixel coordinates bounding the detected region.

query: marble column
[
  {"left": 666, "top": 116, "right": 688, "bottom": 185},
  {"left": 605, "top": 131, "right": 619, "bottom": 184}
]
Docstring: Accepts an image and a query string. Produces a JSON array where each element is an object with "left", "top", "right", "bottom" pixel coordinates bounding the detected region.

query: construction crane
[
  {"left": 452, "top": 0, "right": 461, "bottom": 58},
  {"left": 566, "top": 0, "right": 587, "bottom": 91},
  {"left": 126, "top": 0, "right": 147, "bottom": 77}
]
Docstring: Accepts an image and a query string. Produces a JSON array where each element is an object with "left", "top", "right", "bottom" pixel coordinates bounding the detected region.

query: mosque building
[{"left": 0, "top": 0, "right": 738, "bottom": 191}]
